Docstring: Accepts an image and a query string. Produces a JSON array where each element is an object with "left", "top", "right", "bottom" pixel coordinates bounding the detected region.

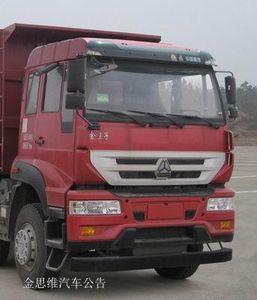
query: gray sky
[{"left": 0, "top": 0, "right": 256, "bottom": 85}]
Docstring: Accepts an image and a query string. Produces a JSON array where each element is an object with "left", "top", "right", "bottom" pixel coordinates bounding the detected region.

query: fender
[{"left": 11, "top": 161, "right": 48, "bottom": 216}]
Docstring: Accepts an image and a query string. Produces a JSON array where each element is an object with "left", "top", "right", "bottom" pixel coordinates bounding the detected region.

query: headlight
[
  {"left": 69, "top": 200, "right": 121, "bottom": 215},
  {"left": 207, "top": 198, "right": 234, "bottom": 211}
]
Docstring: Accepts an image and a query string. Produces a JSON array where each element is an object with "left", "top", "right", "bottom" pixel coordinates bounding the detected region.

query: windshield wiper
[
  {"left": 167, "top": 114, "right": 220, "bottom": 129},
  {"left": 86, "top": 108, "right": 148, "bottom": 127},
  {"left": 128, "top": 110, "right": 184, "bottom": 128},
  {"left": 88, "top": 57, "right": 118, "bottom": 78}
]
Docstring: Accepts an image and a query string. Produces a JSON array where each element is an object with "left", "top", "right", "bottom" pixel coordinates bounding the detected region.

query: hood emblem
[{"left": 155, "top": 158, "right": 172, "bottom": 179}]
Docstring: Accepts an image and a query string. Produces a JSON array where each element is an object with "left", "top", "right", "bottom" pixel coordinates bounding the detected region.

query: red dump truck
[{"left": 0, "top": 23, "right": 236, "bottom": 287}]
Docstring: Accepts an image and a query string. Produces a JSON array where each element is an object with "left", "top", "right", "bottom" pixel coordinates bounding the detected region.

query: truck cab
[{"left": 0, "top": 24, "right": 236, "bottom": 286}]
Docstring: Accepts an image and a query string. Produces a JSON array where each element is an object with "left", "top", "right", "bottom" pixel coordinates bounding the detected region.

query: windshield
[{"left": 85, "top": 57, "right": 224, "bottom": 122}]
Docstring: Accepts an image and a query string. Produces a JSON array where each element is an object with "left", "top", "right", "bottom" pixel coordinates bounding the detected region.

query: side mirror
[
  {"left": 228, "top": 105, "right": 238, "bottom": 120},
  {"left": 65, "top": 58, "right": 86, "bottom": 110},
  {"left": 225, "top": 76, "right": 237, "bottom": 105},
  {"left": 67, "top": 58, "right": 85, "bottom": 93},
  {"left": 65, "top": 93, "right": 85, "bottom": 110}
]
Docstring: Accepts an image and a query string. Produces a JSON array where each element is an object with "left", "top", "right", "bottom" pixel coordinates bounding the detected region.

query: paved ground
[{"left": 0, "top": 146, "right": 257, "bottom": 300}]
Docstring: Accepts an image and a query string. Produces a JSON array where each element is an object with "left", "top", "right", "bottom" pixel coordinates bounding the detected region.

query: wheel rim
[{"left": 15, "top": 223, "right": 37, "bottom": 271}]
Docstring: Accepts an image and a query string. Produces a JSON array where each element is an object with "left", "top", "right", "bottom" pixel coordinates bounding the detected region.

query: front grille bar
[{"left": 119, "top": 171, "right": 201, "bottom": 179}]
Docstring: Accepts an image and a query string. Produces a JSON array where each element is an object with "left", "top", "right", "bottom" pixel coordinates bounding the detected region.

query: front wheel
[
  {"left": 155, "top": 244, "right": 202, "bottom": 280},
  {"left": 14, "top": 203, "right": 57, "bottom": 287},
  {"left": 155, "top": 265, "right": 199, "bottom": 280}
]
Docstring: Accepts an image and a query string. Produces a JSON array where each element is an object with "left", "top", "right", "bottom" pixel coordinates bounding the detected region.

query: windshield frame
[{"left": 84, "top": 56, "right": 227, "bottom": 126}]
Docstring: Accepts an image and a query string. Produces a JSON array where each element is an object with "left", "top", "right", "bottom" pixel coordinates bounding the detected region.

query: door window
[
  {"left": 26, "top": 74, "right": 40, "bottom": 114},
  {"left": 43, "top": 66, "right": 63, "bottom": 112}
]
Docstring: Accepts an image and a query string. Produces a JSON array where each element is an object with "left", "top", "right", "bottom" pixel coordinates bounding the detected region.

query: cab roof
[
  {"left": 27, "top": 37, "right": 214, "bottom": 68},
  {"left": 2, "top": 23, "right": 212, "bottom": 68}
]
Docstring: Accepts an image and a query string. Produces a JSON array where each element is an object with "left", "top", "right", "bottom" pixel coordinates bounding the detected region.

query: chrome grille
[
  {"left": 119, "top": 171, "right": 201, "bottom": 179},
  {"left": 90, "top": 150, "right": 225, "bottom": 186},
  {"left": 116, "top": 158, "right": 204, "bottom": 165}
]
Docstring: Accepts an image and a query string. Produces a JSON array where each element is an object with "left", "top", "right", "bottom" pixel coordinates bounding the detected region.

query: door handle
[{"left": 35, "top": 137, "right": 45, "bottom": 145}]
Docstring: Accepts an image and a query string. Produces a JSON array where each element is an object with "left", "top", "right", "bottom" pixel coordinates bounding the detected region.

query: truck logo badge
[{"left": 155, "top": 158, "right": 171, "bottom": 179}]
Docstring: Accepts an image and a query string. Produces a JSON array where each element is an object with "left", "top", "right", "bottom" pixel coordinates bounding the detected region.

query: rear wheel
[
  {"left": 155, "top": 245, "right": 202, "bottom": 280},
  {"left": 0, "top": 240, "right": 10, "bottom": 266},
  {"left": 14, "top": 203, "right": 58, "bottom": 287}
]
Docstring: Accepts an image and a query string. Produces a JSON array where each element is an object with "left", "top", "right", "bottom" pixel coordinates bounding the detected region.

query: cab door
[
  {"left": 34, "top": 65, "right": 75, "bottom": 207},
  {"left": 19, "top": 73, "right": 41, "bottom": 159}
]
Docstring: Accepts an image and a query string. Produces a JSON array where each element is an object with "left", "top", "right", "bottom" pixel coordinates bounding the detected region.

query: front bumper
[
  {"left": 46, "top": 188, "right": 235, "bottom": 273},
  {"left": 65, "top": 225, "right": 232, "bottom": 272},
  {"left": 66, "top": 226, "right": 233, "bottom": 252},
  {"left": 69, "top": 247, "right": 232, "bottom": 272},
  {"left": 66, "top": 188, "right": 235, "bottom": 242}
]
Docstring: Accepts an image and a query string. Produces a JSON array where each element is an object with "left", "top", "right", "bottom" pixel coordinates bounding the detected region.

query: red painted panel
[
  {"left": 4, "top": 23, "right": 161, "bottom": 44},
  {"left": 41, "top": 43, "right": 56, "bottom": 65},
  {"left": 76, "top": 120, "right": 227, "bottom": 152},
  {"left": 147, "top": 203, "right": 184, "bottom": 220},
  {"left": 66, "top": 188, "right": 235, "bottom": 242}
]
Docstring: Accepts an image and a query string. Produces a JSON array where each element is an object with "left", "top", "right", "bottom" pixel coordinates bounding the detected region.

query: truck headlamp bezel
[
  {"left": 207, "top": 197, "right": 234, "bottom": 211},
  {"left": 69, "top": 200, "right": 121, "bottom": 215}
]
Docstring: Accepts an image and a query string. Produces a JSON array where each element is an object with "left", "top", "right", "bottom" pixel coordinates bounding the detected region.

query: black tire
[
  {"left": 0, "top": 240, "right": 10, "bottom": 266},
  {"left": 155, "top": 245, "right": 202, "bottom": 280},
  {"left": 14, "top": 203, "right": 58, "bottom": 287},
  {"left": 155, "top": 265, "right": 199, "bottom": 280}
]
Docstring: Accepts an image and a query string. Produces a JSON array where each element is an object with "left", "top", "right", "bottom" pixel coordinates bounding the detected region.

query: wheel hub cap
[{"left": 15, "top": 224, "right": 36, "bottom": 268}]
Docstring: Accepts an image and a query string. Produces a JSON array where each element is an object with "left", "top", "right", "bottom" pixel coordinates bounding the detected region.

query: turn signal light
[
  {"left": 80, "top": 226, "right": 96, "bottom": 236},
  {"left": 220, "top": 221, "right": 232, "bottom": 230}
]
